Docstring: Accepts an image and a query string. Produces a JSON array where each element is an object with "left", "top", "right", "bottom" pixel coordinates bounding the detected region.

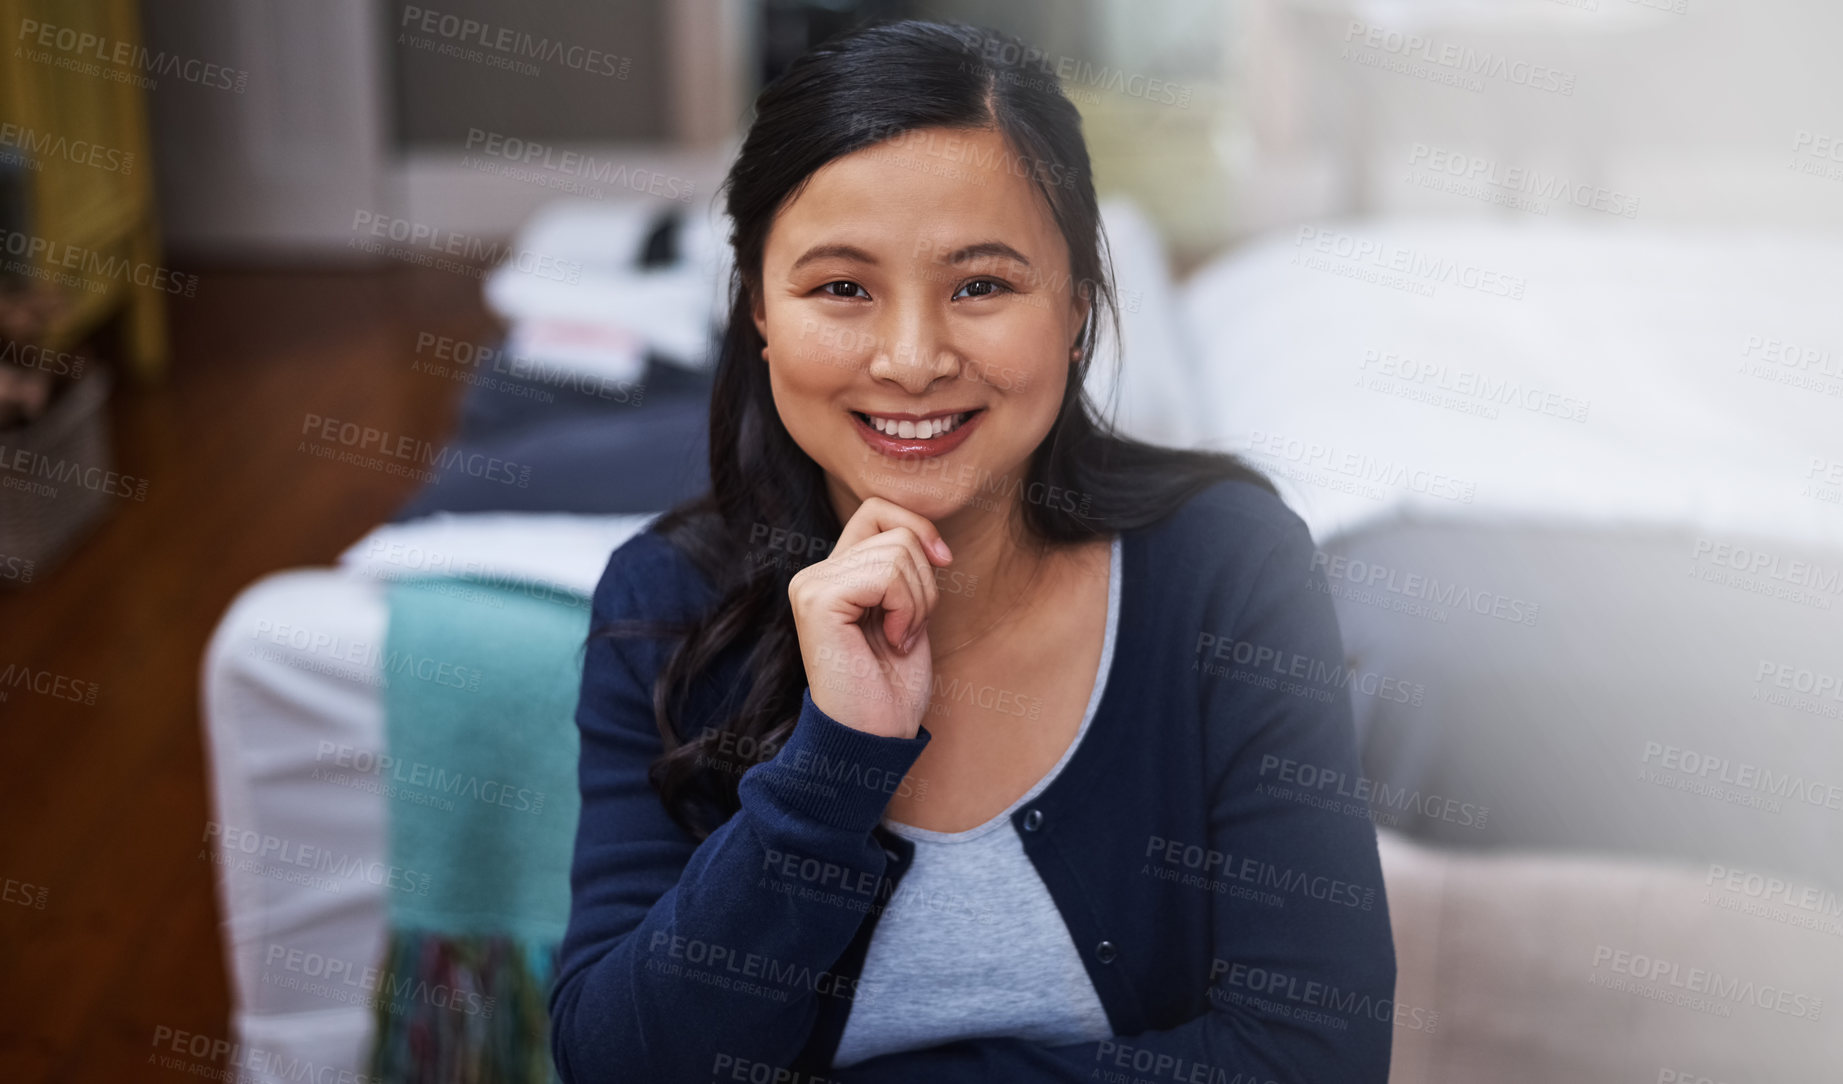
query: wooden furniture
[{"left": 0, "top": 0, "right": 168, "bottom": 382}]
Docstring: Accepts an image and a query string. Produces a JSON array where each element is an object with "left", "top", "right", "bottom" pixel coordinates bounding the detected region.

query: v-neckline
[{"left": 883, "top": 531, "right": 1124, "bottom": 843}]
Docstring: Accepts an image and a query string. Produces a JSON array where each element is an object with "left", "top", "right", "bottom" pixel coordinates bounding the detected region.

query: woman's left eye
[{"left": 953, "top": 278, "right": 1010, "bottom": 300}]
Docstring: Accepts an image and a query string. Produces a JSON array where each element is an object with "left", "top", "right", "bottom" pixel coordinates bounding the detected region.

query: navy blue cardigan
[{"left": 549, "top": 479, "right": 1397, "bottom": 1082}]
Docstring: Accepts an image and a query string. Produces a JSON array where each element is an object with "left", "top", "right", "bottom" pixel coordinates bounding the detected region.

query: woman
[{"left": 549, "top": 19, "right": 1395, "bottom": 1083}]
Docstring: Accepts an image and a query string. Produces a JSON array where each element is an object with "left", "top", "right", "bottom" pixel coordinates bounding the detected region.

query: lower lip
[{"left": 851, "top": 410, "right": 984, "bottom": 460}]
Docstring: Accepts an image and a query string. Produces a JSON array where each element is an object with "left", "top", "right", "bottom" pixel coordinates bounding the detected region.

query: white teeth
[{"left": 864, "top": 412, "right": 969, "bottom": 439}]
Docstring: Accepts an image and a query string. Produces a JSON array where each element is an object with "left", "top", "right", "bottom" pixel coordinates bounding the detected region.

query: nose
[{"left": 866, "top": 303, "right": 959, "bottom": 394}]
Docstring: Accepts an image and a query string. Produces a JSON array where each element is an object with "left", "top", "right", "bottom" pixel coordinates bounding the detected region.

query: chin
[{"left": 853, "top": 469, "right": 991, "bottom": 521}]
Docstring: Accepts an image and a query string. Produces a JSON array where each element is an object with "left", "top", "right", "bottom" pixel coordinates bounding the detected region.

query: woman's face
[{"left": 753, "top": 125, "right": 1088, "bottom": 526}]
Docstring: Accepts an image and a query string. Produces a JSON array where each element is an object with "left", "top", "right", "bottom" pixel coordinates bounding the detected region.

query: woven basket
[{"left": 0, "top": 366, "right": 115, "bottom": 585}]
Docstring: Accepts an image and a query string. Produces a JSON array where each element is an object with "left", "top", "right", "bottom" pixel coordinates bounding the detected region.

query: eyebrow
[
  {"left": 788, "top": 239, "right": 1033, "bottom": 272},
  {"left": 790, "top": 243, "right": 878, "bottom": 271},
  {"left": 942, "top": 241, "right": 1032, "bottom": 267}
]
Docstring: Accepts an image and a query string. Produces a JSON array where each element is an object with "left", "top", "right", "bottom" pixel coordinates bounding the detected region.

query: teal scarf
[{"left": 366, "top": 577, "right": 590, "bottom": 1083}]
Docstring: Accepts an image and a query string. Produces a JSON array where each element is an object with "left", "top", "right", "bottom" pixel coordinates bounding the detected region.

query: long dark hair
[{"left": 601, "top": 19, "right": 1274, "bottom": 841}]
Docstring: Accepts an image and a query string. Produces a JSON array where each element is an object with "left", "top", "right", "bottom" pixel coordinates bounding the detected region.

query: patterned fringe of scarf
[{"left": 368, "top": 928, "right": 562, "bottom": 1083}]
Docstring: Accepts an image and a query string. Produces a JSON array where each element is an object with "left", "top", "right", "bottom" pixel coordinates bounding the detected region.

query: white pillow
[{"left": 1085, "top": 197, "right": 1202, "bottom": 448}]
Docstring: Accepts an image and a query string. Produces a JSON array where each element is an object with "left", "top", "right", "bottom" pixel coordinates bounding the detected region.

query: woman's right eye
[{"left": 820, "top": 280, "right": 869, "bottom": 300}]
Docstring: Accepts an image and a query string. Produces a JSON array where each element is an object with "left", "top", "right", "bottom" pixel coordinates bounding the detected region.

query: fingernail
[
  {"left": 932, "top": 538, "right": 952, "bottom": 562},
  {"left": 901, "top": 627, "right": 919, "bottom": 653}
]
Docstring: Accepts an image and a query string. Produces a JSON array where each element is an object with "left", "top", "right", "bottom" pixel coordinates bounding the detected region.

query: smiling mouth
[{"left": 850, "top": 409, "right": 982, "bottom": 440}]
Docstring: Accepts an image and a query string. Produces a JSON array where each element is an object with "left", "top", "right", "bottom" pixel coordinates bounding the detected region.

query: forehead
[{"left": 767, "top": 126, "right": 1068, "bottom": 264}]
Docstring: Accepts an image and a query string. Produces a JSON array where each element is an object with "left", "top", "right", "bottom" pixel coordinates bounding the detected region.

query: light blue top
[{"left": 831, "top": 534, "right": 1124, "bottom": 1068}]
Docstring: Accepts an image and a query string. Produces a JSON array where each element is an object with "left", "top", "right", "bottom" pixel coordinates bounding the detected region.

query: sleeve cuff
[{"left": 739, "top": 688, "right": 932, "bottom": 832}]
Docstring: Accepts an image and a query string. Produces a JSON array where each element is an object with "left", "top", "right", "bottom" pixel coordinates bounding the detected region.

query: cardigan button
[
  {"left": 1095, "top": 940, "right": 1118, "bottom": 964},
  {"left": 1022, "top": 808, "right": 1044, "bottom": 832}
]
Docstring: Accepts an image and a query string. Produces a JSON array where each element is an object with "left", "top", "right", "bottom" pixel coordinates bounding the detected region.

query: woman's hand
[{"left": 788, "top": 496, "right": 952, "bottom": 739}]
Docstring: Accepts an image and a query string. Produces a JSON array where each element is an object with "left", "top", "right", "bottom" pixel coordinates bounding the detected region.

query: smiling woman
[{"left": 549, "top": 18, "right": 1396, "bottom": 1084}]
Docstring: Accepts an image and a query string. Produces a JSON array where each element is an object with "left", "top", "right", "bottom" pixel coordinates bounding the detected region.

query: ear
[
  {"left": 750, "top": 284, "right": 768, "bottom": 348},
  {"left": 1070, "top": 295, "right": 1092, "bottom": 352}
]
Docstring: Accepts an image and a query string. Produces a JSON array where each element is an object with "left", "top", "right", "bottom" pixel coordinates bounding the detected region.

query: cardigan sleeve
[
  {"left": 824, "top": 513, "right": 1398, "bottom": 1083},
  {"left": 548, "top": 538, "right": 933, "bottom": 1084}
]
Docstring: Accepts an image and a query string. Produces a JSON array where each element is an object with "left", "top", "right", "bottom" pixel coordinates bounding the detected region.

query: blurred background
[{"left": 2, "top": 0, "right": 1839, "bottom": 1081}]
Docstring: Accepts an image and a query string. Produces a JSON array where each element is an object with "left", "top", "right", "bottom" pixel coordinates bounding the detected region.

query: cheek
[
  {"left": 971, "top": 315, "right": 1069, "bottom": 417},
  {"left": 763, "top": 338, "right": 852, "bottom": 466}
]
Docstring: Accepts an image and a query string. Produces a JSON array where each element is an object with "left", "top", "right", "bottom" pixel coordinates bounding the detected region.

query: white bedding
[
  {"left": 203, "top": 514, "right": 655, "bottom": 1081},
  {"left": 1180, "top": 219, "right": 1843, "bottom": 550}
]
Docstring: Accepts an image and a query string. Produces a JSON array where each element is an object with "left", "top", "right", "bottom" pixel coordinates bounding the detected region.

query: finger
[
  {"left": 850, "top": 543, "right": 925, "bottom": 649},
  {"left": 817, "top": 544, "right": 923, "bottom": 645},
  {"left": 873, "top": 553, "right": 925, "bottom": 649},
  {"left": 835, "top": 495, "right": 952, "bottom": 565},
  {"left": 861, "top": 528, "right": 939, "bottom": 628}
]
